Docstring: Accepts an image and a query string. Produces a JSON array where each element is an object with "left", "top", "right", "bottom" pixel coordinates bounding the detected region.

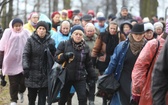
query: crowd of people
[{"left": 0, "top": 6, "right": 168, "bottom": 105}]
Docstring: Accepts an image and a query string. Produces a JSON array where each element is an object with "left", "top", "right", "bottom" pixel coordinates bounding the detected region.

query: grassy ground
[{"left": 0, "top": 76, "right": 10, "bottom": 105}]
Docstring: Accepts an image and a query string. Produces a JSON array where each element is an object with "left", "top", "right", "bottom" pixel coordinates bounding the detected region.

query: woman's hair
[{"left": 107, "top": 21, "right": 118, "bottom": 32}]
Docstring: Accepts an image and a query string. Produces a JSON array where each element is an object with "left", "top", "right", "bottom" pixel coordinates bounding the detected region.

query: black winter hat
[
  {"left": 12, "top": 18, "right": 23, "bottom": 27},
  {"left": 81, "top": 14, "right": 92, "bottom": 21},
  {"left": 131, "top": 23, "right": 145, "bottom": 34},
  {"left": 71, "top": 25, "right": 84, "bottom": 34},
  {"left": 36, "top": 21, "right": 48, "bottom": 31}
]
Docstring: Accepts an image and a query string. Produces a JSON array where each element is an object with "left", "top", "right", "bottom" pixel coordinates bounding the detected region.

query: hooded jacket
[{"left": 0, "top": 20, "right": 30, "bottom": 75}]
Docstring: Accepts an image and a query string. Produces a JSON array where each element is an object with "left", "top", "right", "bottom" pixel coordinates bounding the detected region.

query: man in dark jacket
[
  {"left": 114, "top": 6, "right": 133, "bottom": 26},
  {"left": 152, "top": 37, "right": 168, "bottom": 105},
  {"left": 22, "top": 21, "right": 56, "bottom": 105}
]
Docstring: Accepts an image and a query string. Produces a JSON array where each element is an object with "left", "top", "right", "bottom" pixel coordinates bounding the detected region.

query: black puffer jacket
[
  {"left": 22, "top": 32, "right": 56, "bottom": 88},
  {"left": 55, "top": 38, "right": 97, "bottom": 81}
]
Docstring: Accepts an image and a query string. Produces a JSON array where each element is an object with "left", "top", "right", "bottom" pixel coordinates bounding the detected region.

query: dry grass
[{"left": 0, "top": 76, "right": 10, "bottom": 105}]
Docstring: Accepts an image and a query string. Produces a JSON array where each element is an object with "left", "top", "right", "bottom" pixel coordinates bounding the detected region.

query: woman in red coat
[{"left": 131, "top": 33, "right": 167, "bottom": 105}]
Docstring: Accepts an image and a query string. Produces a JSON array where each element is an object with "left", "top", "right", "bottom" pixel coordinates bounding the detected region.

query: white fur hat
[
  {"left": 153, "top": 22, "right": 163, "bottom": 29},
  {"left": 144, "top": 22, "right": 154, "bottom": 31},
  {"left": 143, "top": 17, "right": 150, "bottom": 23}
]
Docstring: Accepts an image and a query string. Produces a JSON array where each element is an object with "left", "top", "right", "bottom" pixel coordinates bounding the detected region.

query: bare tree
[
  {"left": 16, "top": 0, "right": 19, "bottom": 17},
  {"left": 36, "top": 0, "right": 40, "bottom": 12},
  {"left": 0, "top": 0, "right": 11, "bottom": 15},
  {"left": 111, "top": 0, "right": 117, "bottom": 15},
  {"left": 1, "top": 0, "right": 7, "bottom": 29},
  {"left": 48, "top": 0, "right": 51, "bottom": 17},
  {"left": 24, "top": 0, "right": 28, "bottom": 23},
  {"left": 53, "top": 0, "right": 58, "bottom": 11},
  {"left": 140, "top": 0, "right": 158, "bottom": 19},
  {"left": 105, "top": 0, "right": 110, "bottom": 18},
  {"left": 122, "top": 0, "right": 127, "bottom": 7},
  {"left": 63, "top": 0, "right": 71, "bottom": 9}
]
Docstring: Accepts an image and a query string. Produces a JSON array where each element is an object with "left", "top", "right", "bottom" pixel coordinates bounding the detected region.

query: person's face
[
  {"left": 109, "top": 24, "right": 117, "bottom": 35},
  {"left": 85, "top": 26, "right": 95, "bottom": 37},
  {"left": 31, "top": 16, "right": 39, "bottom": 24},
  {"left": 121, "top": 9, "right": 128, "bottom": 17},
  {"left": 73, "top": 16, "right": 80, "bottom": 25},
  {"left": 155, "top": 27, "right": 162, "bottom": 35},
  {"left": 145, "top": 30, "right": 154, "bottom": 40},
  {"left": 98, "top": 20, "right": 105, "bottom": 27},
  {"left": 61, "top": 23, "right": 70, "bottom": 35},
  {"left": 72, "top": 30, "right": 84, "bottom": 43},
  {"left": 132, "top": 34, "right": 144, "bottom": 42},
  {"left": 61, "top": 12, "right": 67, "bottom": 19},
  {"left": 82, "top": 20, "right": 90, "bottom": 27},
  {"left": 13, "top": 23, "right": 22, "bottom": 32},
  {"left": 53, "top": 14, "right": 60, "bottom": 23},
  {"left": 36, "top": 26, "right": 46, "bottom": 38},
  {"left": 123, "top": 24, "right": 131, "bottom": 34}
]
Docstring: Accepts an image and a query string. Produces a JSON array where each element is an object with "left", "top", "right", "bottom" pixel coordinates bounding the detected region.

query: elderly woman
[
  {"left": 104, "top": 23, "right": 146, "bottom": 105},
  {"left": 55, "top": 25, "right": 97, "bottom": 105},
  {"left": 22, "top": 21, "right": 56, "bottom": 105}
]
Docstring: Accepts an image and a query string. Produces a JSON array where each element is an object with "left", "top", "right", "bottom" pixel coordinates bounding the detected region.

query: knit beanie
[
  {"left": 71, "top": 25, "right": 84, "bottom": 34},
  {"left": 153, "top": 22, "right": 163, "bottom": 29},
  {"left": 12, "top": 18, "right": 23, "bottom": 27},
  {"left": 144, "top": 22, "right": 154, "bottom": 31},
  {"left": 36, "top": 21, "right": 48, "bottom": 31}
]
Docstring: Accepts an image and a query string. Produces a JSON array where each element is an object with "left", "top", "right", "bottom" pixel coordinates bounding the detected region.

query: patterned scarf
[
  {"left": 128, "top": 34, "right": 145, "bottom": 55},
  {"left": 72, "top": 38, "right": 85, "bottom": 51}
]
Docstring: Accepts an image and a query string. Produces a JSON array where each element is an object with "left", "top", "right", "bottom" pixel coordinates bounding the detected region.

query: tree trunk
[
  {"left": 63, "top": 0, "right": 71, "bottom": 9},
  {"left": 105, "top": 0, "right": 110, "bottom": 18},
  {"left": 53, "top": 0, "right": 58, "bottom": 11},
  {"left": 111, "top": 0, "right": 117, "bottom": 15},
  {"left": 122, "top": 0, "right": 127, "bottom": 7},
  {"left": 16, "top": 0, "right": 19, "bottom": 17},
  {"left": 24, "top": 0, "right": 27, "bottom": 23},
  {"left": 1, "top": 0, "right": 7, "bottom": 29},
  {"left": 79, "top": 0, "right": 84, "bottom": 11},
  {"left": 140, "top": 0, "right": 158, "bottom": 19},
  {"left": 7, "top": 0, "right": 13, "bottom": 26},
  {"left": 37, "top": 0, "right": 40, "bottom": 12},
  {"left": 48, "top": 0, "right": 51, "bottom": 17}
]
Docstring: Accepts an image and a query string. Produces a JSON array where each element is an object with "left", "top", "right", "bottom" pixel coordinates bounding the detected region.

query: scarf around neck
[
  {"left": 71, "top": 38, "right": 85, "bottom": 51},
  {"left": 128, "top": 34, "right": 145, "bottom": 55}
]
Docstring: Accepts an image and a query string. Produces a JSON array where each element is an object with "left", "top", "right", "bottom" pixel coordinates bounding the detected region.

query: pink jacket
[
  {"left": 0, "top": 22, "right": 30, "bottom": 75},
  {"left": 132, "top": 35, "right": 165, "bottom": 105}
]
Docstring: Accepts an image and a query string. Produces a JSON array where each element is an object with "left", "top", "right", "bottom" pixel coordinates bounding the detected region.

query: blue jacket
[
  {"left": 104, "top": 39, "right": 130, "bottom": 105},
  {"left": 94, "top": 23, "right": 108, "bottom": 33},
  {"left": 51, "top": 30, "right": 71, "bottom": 48}
]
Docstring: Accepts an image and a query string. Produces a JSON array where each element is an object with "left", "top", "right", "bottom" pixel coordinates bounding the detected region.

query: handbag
[{"left": 96, "top": 73, "right": 120, "bottom": 100}]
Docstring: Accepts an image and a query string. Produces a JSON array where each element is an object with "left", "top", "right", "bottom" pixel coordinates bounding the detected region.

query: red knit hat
[
  {"left": 67, "top": 9, "right": 73, "bottom": 19},
  {"left": 88, "top": 10, "right": 95, "bottom": 17},
  {"left": 51, "top": 11, "right": 60, "bottom": 18}
]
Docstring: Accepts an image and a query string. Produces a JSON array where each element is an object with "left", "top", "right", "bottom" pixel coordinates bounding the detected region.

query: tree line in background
[{"left": 0, "top": 0, "right": 158, "bottom": 29}]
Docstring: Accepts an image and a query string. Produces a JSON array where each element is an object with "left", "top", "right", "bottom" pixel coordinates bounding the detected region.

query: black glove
[
  {"left": 24, "top": 70, "right": 29, "bottom": 78},
  {"left": 91, "top": 57, "right": 97, "bottom": 67},
  {"left": 1, "top": 76, "right": 7, "bottom": 86},
  {"left": 63, "top": 52, "right": 74, "bottom": 60}
]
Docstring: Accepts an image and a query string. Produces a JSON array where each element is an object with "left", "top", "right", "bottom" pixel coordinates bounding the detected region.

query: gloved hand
[
  {"left": 1, "top": 76, "right": 7, "bottom": 86},
  {"left": 23, "top": 70, "right": 29, "bottom": 78},
  {"left": 63, "top": 52, "right": 74, "bottom": 60},
  {"left": 130, "top": 95, "right": 140, "bottom": 105}
]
